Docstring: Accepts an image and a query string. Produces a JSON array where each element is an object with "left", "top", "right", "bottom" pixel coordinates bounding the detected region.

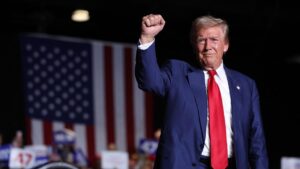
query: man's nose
[{"left": 204, "top": 40, "right": 212, "bottom": 50}]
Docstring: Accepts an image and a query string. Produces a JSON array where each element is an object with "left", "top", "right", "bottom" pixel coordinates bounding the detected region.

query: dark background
[{"left": 3, "top": 0, "right": 300, "bottom": 168}]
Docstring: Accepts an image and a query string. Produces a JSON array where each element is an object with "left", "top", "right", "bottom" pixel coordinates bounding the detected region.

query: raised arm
[{"left": 135, "top": 14, "right": 170, "bottom": 96}]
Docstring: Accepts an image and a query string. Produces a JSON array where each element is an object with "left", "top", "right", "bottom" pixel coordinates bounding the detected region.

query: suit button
[{"left": 192, "top": 163, "right": 196, "bottom": 167}]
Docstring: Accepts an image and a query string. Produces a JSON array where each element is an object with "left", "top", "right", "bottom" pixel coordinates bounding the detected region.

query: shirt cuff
[{"left": 138, "top": 39, "right": 155, "bottom": 50}]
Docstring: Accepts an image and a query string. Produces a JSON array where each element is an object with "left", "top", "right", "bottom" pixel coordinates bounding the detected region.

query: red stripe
[
  {"left": 145, "top": 92, "right": 154, "bottom": 138},
  {"left": 25, "top": 117, "right": 32, "bottom": 145},
  {"left": 43, "top": 120, "right": 53, "bottom": 145},
  {"left": 104, "top": 45, "right": 116, "bottom": 146},
  {"left": 124, "top": 47, "right": 135, "bottom": 154},
  {"left": 64, "top": 123, "right": 74, "bottom": 130},
  {"left": 86, "top": 125, "right": 96, "bottom": 167}
]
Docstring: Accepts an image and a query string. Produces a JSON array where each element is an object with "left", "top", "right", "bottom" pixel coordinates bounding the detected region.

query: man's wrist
[
  {"left": 139, "top": 35, "right": 155, "bottom": 44},
  {"left": 138, "top": 39, "right": 155, "bottom": 50}
]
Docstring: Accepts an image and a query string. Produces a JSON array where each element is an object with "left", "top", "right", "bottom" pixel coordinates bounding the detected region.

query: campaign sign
[
  {"left": 25, "top": 145, "right": 49, "bottom": 167},
  {"left": 101, "top": 151, "right": 129, "bottom": 169},
  {"left": 281, "top": 157, "right": 300, "bottom": 169},
  {"left": 138, "top": 138, "right": 158, "bottom": 155},
  {"left": 9, "top": 148, "right": 36, "bottom": 169},
  {"left": 53, "top": 130, "right": 76, "bottom": 145}
]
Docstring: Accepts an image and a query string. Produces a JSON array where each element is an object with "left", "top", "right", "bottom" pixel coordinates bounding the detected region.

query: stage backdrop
[{"left": 20, "top": 33, "right": 153, "bottom": 164}]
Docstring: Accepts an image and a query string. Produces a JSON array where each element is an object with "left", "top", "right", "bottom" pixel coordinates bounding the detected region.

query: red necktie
[{"left": 207, "top": 70, "right": 228, "bottom": 169}]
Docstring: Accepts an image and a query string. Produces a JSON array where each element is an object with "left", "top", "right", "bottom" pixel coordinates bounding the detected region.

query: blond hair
[{"left": 190, "top": 15, "right": 229, "bottom": 46}]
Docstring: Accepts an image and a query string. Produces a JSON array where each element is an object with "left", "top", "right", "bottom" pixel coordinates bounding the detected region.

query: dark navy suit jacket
[{"left": 135, "top": 43, "right": 269, "bottom": 169}]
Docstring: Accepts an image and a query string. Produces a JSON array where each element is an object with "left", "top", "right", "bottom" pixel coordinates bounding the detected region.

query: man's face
[{"left": 195, "top": 26, "right": 229, "bottom": 70}]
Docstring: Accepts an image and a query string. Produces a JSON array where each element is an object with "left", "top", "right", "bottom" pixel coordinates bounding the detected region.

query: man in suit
[{"left": 135, "top": 14, "right": 269, "bottom": 169}]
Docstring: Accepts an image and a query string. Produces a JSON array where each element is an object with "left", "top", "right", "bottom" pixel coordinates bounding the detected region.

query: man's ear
[{"left": 224, "top": 43, "right": 229, "bottom": 52}]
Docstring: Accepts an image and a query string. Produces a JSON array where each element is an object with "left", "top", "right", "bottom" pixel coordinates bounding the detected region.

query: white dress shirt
[{"left": 201, "top": 64, "right": 233, "bottom": 157}]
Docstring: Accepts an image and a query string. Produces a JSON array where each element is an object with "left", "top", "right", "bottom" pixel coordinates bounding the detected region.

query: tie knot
[{"left": 208, "top": 70, "right": 217, "bottom": 77}]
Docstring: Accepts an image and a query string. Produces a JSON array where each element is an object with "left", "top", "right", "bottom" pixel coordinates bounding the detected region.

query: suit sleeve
[
  {"left": 135, "top": 42, "right": 171, "bottom": 97},
  {"left": 249, "top": 81, "right": 269, "bottom": 169}
]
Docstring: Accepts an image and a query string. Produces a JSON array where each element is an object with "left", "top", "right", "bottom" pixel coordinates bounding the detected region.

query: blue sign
[
  {"left": 138, "top": 138, "right": 158, "bottom": 155},
  {"left": 53, "top": 130, "right": 76, "bottom": 145}
]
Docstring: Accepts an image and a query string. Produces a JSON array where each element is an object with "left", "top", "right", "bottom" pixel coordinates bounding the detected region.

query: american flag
[{"left": 20, "top": 34, "right": 153, "bottom": 165}]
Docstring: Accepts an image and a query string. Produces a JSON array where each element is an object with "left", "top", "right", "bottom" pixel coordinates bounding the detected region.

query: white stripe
[
  {"left": 132, "top": 46, "right": 146, "bottom": 147},
  {"left": 53, "top": 121, "right": 64, "bottom": 131},
  {"left": 31, "top": 119, "right": 43, "bottom": 145},
  {"left": 74, "top": 124, "right": 87, "bottom": 156},
  {"left": 92, "top": 41, "right": 107, "bottom": 153},
  {"left": 113, "top": 44, "right": 127, "bottom": 151}
]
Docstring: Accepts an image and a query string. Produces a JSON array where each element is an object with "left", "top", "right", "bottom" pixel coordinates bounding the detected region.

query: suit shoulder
[
  {"left": 163, "top": 59, "right": 196, "bottom": 73},
  {"left": 226, "top": 68, "right": 256, "bottom": 83}
]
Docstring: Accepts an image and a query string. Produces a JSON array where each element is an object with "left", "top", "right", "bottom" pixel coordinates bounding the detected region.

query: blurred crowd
[{"left": 0, "top": 128, "right": 161, "bottom": 169}]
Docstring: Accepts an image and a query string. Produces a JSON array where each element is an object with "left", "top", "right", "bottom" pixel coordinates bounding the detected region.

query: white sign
[
  {"left": 281, "top": 157, "right": 300, "bottom": 169},
  {"left": 9, "top": 148, "right": 36, "bottom": 169},
  {"left": 25, "top": 145, "right": 49, "bottom": 167},
  {"left": 101, "top": 151, "right": 129, "bottom": 169}
]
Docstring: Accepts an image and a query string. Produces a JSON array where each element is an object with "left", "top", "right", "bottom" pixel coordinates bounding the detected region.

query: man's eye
[{"left": 197, "top": 39, "right": 205, "bottom": 43}]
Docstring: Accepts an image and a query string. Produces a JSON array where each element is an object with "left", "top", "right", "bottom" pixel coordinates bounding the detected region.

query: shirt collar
[
  {"left": 204, "top": 62, "right": 227, "bottom": 82},
  {"left": 215, "top": 62, "right": 226, "bottom": 81}
]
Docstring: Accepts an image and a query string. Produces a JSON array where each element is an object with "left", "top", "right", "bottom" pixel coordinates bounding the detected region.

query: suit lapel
[
  {"left": 186, "top": 67, "right": 243, "bottom": 145},
  {"left": 187, "top": 71, "right": 207, "bottom": 139}
]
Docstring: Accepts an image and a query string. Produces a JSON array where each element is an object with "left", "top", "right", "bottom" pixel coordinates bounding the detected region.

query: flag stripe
[
  {"left": 124, "top": 47, "right": 135, "bottom": 154},
  {"left": 43, "top": 120, "right": 53, "bottom": 145},
  {"left": 74, "top": 124, "right": 87, "bottom": 155},
  {"left": 145, "top": 92, "right": 154, "bottom": 138},
  {"left": 53, "top": 121, "right": 64, "bottom": 131},
  {"left": 25, "top": 117, "right": 32, "bottom": 145},
  {"left": 104, "top": 45, "right": 116, "bottom": 146},
  {"left": 133, "top": 46, "right": 146, "bottom": 148},
  {"left": 64, "top": 123, "right": 74, "bottom": 130},
  {"left": 92, "top": 41, "right": 107, "bottom": 153},
  {"left": 32, "top": 119, "right": 43, "bottom": 145},
  {"left": 86, "top": 125, "right": 95, "bottom": 165},
  {"left": 113, "top": 45, "right": 126, "bottom": 151}
]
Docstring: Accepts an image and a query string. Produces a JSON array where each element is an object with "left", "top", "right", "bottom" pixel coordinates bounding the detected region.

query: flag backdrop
[{"left": 20, "top": 33, "right": 153, "bottom": 165}]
